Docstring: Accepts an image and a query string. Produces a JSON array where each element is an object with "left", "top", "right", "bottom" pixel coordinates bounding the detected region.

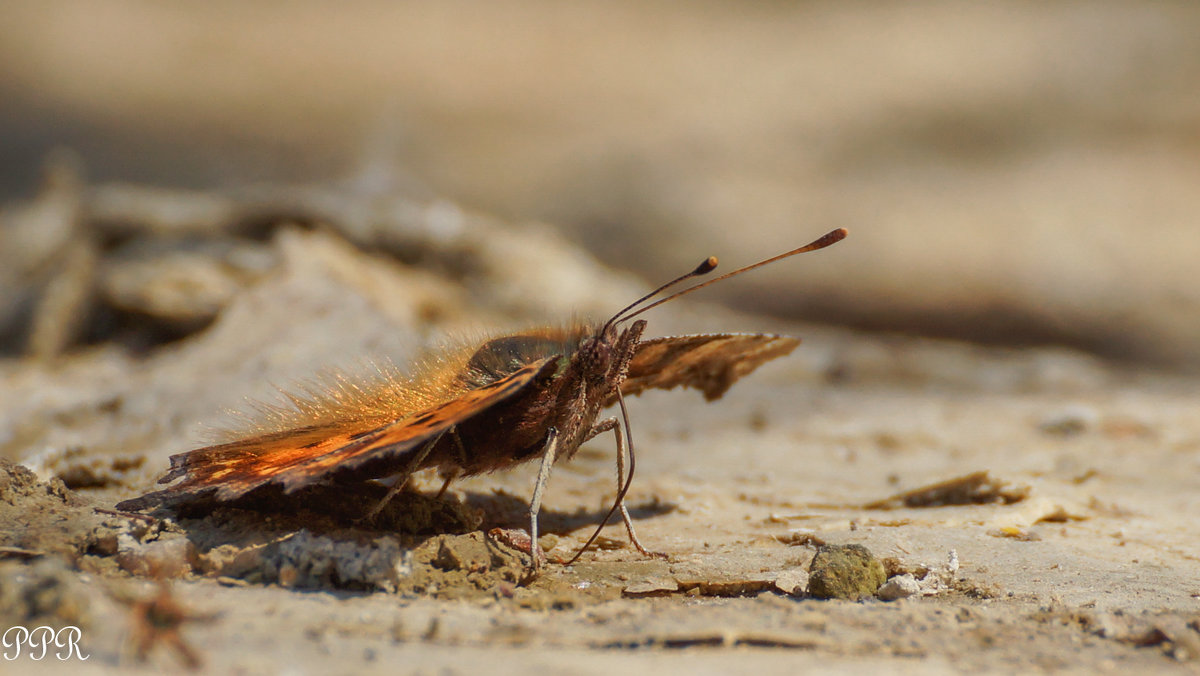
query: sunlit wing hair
[
  {"left": 204, "top": 318, "right": 599, "bottom": 444},
  {"left": 211, "top": 350, "right": 473, "bottom": 444}
]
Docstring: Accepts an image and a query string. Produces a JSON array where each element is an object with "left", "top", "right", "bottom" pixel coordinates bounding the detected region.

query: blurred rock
[
  {"left": 22, "top": 445, "right": 144, "bottom": 489},
  {"left": 772, "top": 568, "right": 809, "bottom": 597},
  {"left": 0, "top": 152, "right": 90, "bottom": 360},
  {"left": 99, "top": 237, "right": 276, "bottom": 325},
  {"left": 197, "top": 530, "right": 405, "bottom": 592},
  {"left": 0, "top": 556, "right": 92, "bottom": 627},
  {"left": 622, "top": 577, "right": 679, "bottom": 597},
  {"left": 27, "top": 238, "right": 98, "bottom": 361},
  {"left": 0, "top": 460, "right": 96, "bottom": 559},
  {"left": 116, "top": 535, "right": 197, "bottom": 579},
  {"left": 89, "top": 183, "right": 240, "bottom": 236},
  {"left": 1039, "top": 404, "right": 1100, "bottom": 437}
]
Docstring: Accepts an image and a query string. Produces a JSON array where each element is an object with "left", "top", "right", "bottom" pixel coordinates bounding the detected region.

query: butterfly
[{"left": 117, "top": 228, "right": 847, "bottom": 570}]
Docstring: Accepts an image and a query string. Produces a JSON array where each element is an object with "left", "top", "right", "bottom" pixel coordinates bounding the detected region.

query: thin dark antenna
[
  {"left": 602, "top": 257, "right": 719, "bottom": 333},
  {"left": 620, "top": 228, "right": 847, "bottom": 323}
]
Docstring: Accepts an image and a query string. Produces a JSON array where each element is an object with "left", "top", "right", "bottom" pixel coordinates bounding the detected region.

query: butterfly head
[{"left": 574, "top": 319, "right": 638, "bottom": 388}]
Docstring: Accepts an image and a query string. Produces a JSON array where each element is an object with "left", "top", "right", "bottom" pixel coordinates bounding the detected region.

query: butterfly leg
[
  {"left": 362, "top": 428, "right": 448, "bottom": 523},
  {"left": 434, "top": 429, "right": 469, "bottom": 498},
  {"left": 527, "top": 427, "right": 560, "bottom": 572},
  {"left": 590, "top": 417, "right": 658, "bottom": 559},
  {"left": 435, "top": 471, "right": 458, "bottom": 499},
  {"left": 586, "top": 417, "right": 638, "bottom": 544}
]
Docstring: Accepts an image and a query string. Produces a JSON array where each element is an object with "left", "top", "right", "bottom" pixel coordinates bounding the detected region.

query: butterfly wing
[
  {"left": 613, "top": 333, "right": 800, "bottom": 403},
  {"left": 116, "top": 357, "right": 559, "bottom": 510}
]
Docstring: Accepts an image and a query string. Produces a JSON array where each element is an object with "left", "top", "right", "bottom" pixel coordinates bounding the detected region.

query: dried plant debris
[
  {"left": 1123, "top": 618, "right": 1200, "bottom": 662},
  {"left": 0, "top": 546, "right": 45, "bottom": 560},
  {"left": 881, "top": 556, "right": 932, "bottom": 580},
  {"left": 774, "top": 530, "right": 827, "bottom": 548},
  {"left": 116, "top": 580, "right": 218, "bottom": 670},
  {"left": 601, "top": 631, "right": 824, "bottom": 650},
  {"left": 864, "top": 471, "right": 1030, "bottom": 510},
  {"left": 875, "top": 550, "right": 994, "bottom": 601},
  {"left": 989, "top": 526, "right": 1041, "bottom": 541},
  {"left": 1038, "top": 404, "right": 1099, "bottom": 436}
]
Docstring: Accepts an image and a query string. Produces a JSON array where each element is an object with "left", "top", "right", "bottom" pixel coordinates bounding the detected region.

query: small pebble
[
  {"left": 773, "top": 569, "right": 809, "bottom": 596},
  {"left": 877, "top": 573, "right": 920, "bottom": 601},
  {"left": 807, "top": 544, "right": 886, "bottom": 600}
]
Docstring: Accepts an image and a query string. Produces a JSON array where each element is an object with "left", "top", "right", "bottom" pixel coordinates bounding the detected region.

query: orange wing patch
[
  {"left": 116, "top": 358, "right": 557, "bottom": 510},
  {"left": 615, "top": 333, "right": 800, "bottom": 403}
]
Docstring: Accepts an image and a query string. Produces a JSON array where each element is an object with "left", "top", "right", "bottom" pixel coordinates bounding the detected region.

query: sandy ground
[{"left": 1, "top": 184, "right": 1199, "bottom": 674}]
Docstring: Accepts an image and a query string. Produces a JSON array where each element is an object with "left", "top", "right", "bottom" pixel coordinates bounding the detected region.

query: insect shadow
[
  {"left": 161, "top": 480, "right": 675, "bottom": 545},
  {"left": 459, "top": 487, "right": 676, "bottom": 537}
]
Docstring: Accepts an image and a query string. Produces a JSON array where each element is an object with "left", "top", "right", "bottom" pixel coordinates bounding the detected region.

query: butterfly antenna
[
  {"left": 619, "top": 228, "right": 847, "bottom": 323},
  {"left": 602, "top": 257, "right": 720, "bottom": 333},
  {"left": 565, "top": 391, "right": 638, "bottom": 566}
]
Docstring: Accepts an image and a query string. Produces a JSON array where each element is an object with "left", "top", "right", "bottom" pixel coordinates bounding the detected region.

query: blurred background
[{"left": 2, "top": 0, "right": 1199, "bottom": 368}]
